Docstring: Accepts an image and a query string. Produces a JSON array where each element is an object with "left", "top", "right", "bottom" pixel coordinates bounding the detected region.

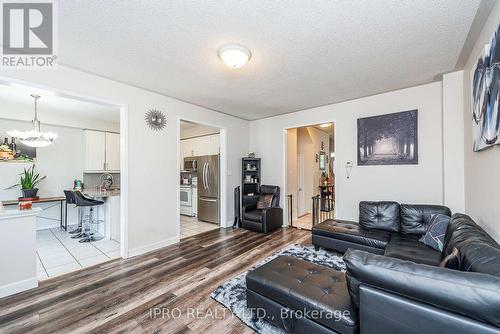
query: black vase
[{"left": 21, "top": 188, "right": 38, "bottom": 198}]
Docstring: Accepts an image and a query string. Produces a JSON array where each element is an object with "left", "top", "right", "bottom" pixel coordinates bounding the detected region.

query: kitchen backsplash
[{"left": 83, "top": 173, "right": 120, "bottom": 189}]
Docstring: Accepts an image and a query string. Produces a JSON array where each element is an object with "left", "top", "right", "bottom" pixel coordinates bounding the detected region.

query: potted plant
[{"left": 6, "top": 165, "right": 46, "bottom": 198}]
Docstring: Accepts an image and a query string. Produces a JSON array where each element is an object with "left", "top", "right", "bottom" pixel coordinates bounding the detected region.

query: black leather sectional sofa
[
  {"left": 312, "top": 201, "right": 451, "bottom": 265},
  {"left": 246, "top": 202, "right": 500, "bottom": 334}
]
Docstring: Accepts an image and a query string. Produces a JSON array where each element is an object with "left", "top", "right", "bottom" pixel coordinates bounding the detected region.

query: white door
[
  {"left": 297, "top": 154, "right": 305, "bottom": 216},
  {"left": 85, "top": 130, "right": 106, "bottom": 171},
  {"left": 105, "top": 132, "right": 120, "bottom": 171}
]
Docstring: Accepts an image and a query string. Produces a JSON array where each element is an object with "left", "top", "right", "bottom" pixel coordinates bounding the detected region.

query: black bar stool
[
  {"left": 63, "top": 190, "right": 81, "bottom": 235},
  {"left": 73, "top": 191, "right": 105, "bottom": 243}
]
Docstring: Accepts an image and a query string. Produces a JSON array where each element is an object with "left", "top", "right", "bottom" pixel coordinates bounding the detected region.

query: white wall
[
  {"left": 462, "top": 3, "right": 500, "bottom": 242},
  {"left": 250, "top": 82, "right": 444, "bottom": 221},
  {"left": 442, "top": 71, "right": 465, "bottom": 213},
  {"left": 0, "top": 65, "right": 249, "bottom": 256}
]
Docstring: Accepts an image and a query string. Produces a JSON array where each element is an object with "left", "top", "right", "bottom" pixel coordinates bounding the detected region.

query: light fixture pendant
[
  {"left": 217, "top": 44, "right": 251, "bottom": 69},
  {"left": 7, "top": 94, "right": 58, "bottom": 148}
]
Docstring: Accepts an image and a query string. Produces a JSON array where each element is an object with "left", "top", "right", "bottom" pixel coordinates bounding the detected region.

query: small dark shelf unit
[{"left": 242, "top": 158, "right": 261, "bottom": 203}]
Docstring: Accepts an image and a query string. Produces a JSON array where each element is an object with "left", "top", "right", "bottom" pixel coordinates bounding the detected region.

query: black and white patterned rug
[{"left": 210, "top": 244, "right": 346, "bottom": 334}]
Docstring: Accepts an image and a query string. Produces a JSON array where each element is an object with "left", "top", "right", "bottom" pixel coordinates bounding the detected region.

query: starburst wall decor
[{"left": 145, "top": 109, "right": 166, "bottom": 131}]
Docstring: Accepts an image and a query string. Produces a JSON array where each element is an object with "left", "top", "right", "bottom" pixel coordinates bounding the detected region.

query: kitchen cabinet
[
  {"left": 85, "top": 130, "right": 106, "bottom": 171},
  {"left": 180, "top": 134, "right": 220, "bottom": 162},
  {"left": 84, "top": 130, "right": 120, "bottom": 173},
  {"left": 105, "top": 132, "right": 120, "bottom": 172}
]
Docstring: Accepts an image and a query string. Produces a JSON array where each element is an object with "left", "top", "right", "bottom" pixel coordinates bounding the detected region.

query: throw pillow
[
  {"left": 419, "top": 214, "right": 450, "bottom": 252},
  {"left": 439, "top": 247, "right": 460, "bottom": 270},
  {"left": 256, "top": 195, "right": 274, "bottom": 209}
]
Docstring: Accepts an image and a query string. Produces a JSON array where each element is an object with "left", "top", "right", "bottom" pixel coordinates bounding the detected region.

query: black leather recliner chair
[{"left": 242, "top": 185, "right": 283, "bottom": 233}]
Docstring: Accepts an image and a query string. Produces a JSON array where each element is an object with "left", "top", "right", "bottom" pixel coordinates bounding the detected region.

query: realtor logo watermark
[{"left": 1, "top": 0, "right": 57, "bottom": 68}]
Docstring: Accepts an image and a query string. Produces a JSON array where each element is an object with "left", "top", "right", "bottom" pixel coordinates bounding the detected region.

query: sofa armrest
[
  {"left": 343, "top": 249, "right": 500, "bottom": 328},
  {"left": 262, "top": 207, "right": 283, "bottom": 233},
  {"left": 243, "top": 204, "right": 257, "bottom": 215}
]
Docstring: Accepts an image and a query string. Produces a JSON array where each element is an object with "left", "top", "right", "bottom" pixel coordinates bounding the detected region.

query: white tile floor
[
  {"left": 36, "top": 226, "right": 120, "bottom": 280},
  {"left": 180, "top": 215, "right": 219, "bottom": 239}
]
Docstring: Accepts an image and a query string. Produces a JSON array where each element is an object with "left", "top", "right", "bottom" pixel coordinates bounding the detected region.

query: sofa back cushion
[
  {"left": 444, "top": 214, "right": 500, "bottom": 277},
  {"left": 400, "top": 204, "right": 451, "bottom": 235},
  {"left": 443, "top": 213, "right": 494, "bottom": 255},
  {"left": 359, "top": 201, "right": 400, "bottom": 232}
]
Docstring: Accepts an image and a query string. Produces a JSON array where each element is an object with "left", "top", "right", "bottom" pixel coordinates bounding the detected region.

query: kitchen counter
[
  {"left": 2, "top": 196, "right": 66, "bottom": 206},
  {"left": 81, "top": 188, "right": 121, "bottom": 198},
  {"left": 0, "top": 208, "right": 42, "bottom": 220},
  {"left": 0, "top": 207, "right": 41, "bottom": 297},
  {"left": 80, "top": 189, "right": 121, "bottom": 242}
]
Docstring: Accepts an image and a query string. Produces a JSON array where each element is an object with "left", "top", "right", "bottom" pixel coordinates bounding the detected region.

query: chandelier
[{"left": 7, "top": 94, "right": 58, "bottom": 148}]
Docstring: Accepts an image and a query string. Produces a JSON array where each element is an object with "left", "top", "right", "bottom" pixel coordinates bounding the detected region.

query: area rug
[{"left": 210, "top": 244, "right": 346, "bottom": 334}]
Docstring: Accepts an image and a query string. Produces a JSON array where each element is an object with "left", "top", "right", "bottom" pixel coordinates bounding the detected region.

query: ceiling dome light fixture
[
  {"left": 7, "top": 94, "right": 58, "bottom": 148},
  {"left": 217, "top": 44, "right": 251, "bottom": 69},
  {"left": 319, "top": 123, "right": 332, "bottom": 128}
]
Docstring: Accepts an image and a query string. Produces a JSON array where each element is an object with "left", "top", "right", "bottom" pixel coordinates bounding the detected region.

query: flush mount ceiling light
[
  {"left": 217, "top": 44, "right": 251, "bottom": 69},
  {"left": 7, "top": 94, "right": 58, "bottom": 148},
  {"left": 320, "top": 123, "right": 332, "bottom": 128}
]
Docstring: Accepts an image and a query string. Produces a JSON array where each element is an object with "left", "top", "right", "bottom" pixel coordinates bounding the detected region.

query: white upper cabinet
[
  {"left": 84, "top": 130, "right": 120, "bottom": 173},
  {"left": 85, "top": 130, "right": 106, "bottom": 171},
  {"left": 208, "top": 134, "right": 220, "bottom": 155},
  {"left": 105, "top": 132, "right": 120, "bottom": 172},
  {"left": 180, "top": 134, "right": 220, "bottom": 162}
]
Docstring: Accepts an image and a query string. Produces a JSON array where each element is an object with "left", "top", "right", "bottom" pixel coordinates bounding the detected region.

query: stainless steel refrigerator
[{"left": 197, "top": 155, "right": 220, "bottom": 224}]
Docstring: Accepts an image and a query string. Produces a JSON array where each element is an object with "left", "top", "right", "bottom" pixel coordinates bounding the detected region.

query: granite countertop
[{"left": 82, "top": 188, "right": 121, "bottom": 198}]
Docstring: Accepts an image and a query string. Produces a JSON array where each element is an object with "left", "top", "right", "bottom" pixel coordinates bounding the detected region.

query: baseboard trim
[
  {"left": 0, "top": 277, "right": 38, "bottom": 298},
  {"left": 128, "top": 236, "right": 179, "bottom": 258}
]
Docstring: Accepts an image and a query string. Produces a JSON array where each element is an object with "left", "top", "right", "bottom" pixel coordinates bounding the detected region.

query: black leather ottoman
[
  {"left": 312, "top": 219, "right": 390, "bottom": 255},
  {"left": 246, "top": 255, "right": 358, "bottom": 334}
]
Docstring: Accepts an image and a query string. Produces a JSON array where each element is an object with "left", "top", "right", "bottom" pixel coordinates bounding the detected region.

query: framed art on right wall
[{"left": 471, "top": 23, "right": 500, "bottom": 152}]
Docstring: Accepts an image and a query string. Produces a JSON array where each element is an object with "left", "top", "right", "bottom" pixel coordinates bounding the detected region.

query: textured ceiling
[{"left": 58, "top": 1, "right": 481, "bottom": 120}]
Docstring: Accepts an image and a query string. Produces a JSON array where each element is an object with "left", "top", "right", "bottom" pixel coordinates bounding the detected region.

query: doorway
[
  {"left": 285, "top": 123, "right": 335, "bottom": 230},
  {"left": 0, "top": 78, "right": 127, "bottom": 281},
  {"left": 178, "top": 120, "right": 223, "bottom": 239}
]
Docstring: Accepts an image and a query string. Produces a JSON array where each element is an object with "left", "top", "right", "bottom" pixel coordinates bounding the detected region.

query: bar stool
[
  {"left": 63, "top": 190, "right": 81, "bottom": 235},
  {"left": 73, "top": 191, "right": 105, "bottom": 243}
]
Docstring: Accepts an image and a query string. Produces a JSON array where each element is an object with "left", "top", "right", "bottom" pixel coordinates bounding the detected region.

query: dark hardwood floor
[{"left": 0, "top": 227, "right": 310, "bottom": 334}]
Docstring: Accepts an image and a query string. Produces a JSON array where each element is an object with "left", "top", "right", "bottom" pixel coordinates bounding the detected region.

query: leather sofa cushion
[
  {"left": 443, "top": 213, "right": 497, "bottom": 257},
  {"left": 243, "top": 209, "right": 263, "bottom": 223},
  {"left": 400, "top": 204, "right": 451, "bottom": 235},
  {"left": 246, "top": 255, "right": 358, "bottom": 333},
  {"left": 344, "top": 249, "right": 500, "bottom": 328},
  {"left": 359, "top": 201, "right": 400, "bottom": 232},
  {"left": 384, "top": 234, "right": 442, "bottom": 266},
  {"left": 459, "top": 242, "right": 500, "bottom": 277},
  {"left": 313, "top": 219, "right": 391, "bottom": 249},
  {"left": 442, "top": 214, "right": 500, "bottom": 277}
]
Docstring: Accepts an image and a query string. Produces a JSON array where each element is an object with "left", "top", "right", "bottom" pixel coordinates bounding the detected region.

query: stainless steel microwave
[{"left": 184, "top": 157, "right": 197, "bottom": 171}]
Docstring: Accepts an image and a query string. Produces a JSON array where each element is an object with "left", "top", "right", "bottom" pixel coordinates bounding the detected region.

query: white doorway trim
[
  {"left": 0, "top": 75, "right": 130, "bottom": 259},
  {"left": 283, "top": 120, "right": 337, "bottom": 228},
  {"left": 176, "top": 116, "right": 228, "bottom": 241}
]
